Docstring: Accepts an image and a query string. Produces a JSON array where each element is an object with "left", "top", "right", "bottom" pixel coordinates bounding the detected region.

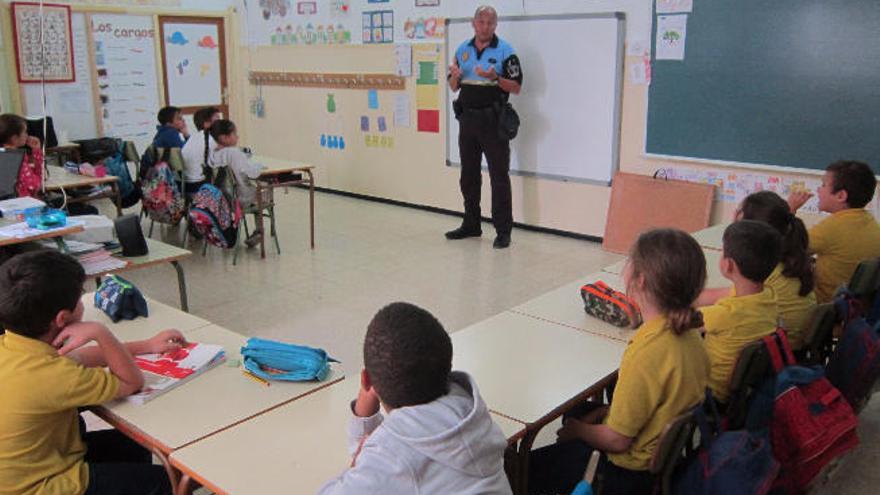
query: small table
[
  {"left": 93, "top": 324, "right": 343, "bottom": 492},
  {"left": 451, "top": 311, "right": 626, "bottom": 494},
  {"left": 81, "top": 292, "right": 210, "bottom": 338},
  {"left": 251, "top": 155, "right": 315, "bottom": 258},
  {"left": 691, "top": 223, "right": 727, "bottom": 251},
  {"left": 45, "top": 166, "right": 123, "bottom": 217},
  {"left": 46, "top": 142, "right": 82, "bottom": 164},
  {"left": 95, "top": 239, "right": 192, "bottom": 312},
  {"left": 169, "top": 377, "right": 527, "bottom": 495}
]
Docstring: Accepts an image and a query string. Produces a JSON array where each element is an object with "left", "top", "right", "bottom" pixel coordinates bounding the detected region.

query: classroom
[{"left": 1, "top": 0, "right": 879, "bottom": 494}]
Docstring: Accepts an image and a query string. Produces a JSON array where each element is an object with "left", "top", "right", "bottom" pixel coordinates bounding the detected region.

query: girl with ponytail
[
  {"left": 181, "top": 107, "right": 221, "bottom": 197},
  {"left": 529, "top": 229, "right": 710, "bottom": 495},
  {"left": 700, "top": 191, "right": 816, "bottom": 349}
]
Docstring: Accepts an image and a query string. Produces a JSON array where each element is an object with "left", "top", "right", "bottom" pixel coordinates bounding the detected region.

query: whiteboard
[
  {"left": 445, "top": 14, "right": 625, "bottom": 184},
  {"left": 22, "top": 13, "right": 98, "bottom": 142},
  {"left": 162, "top": 21, "right": 223, "bottom": 107}
]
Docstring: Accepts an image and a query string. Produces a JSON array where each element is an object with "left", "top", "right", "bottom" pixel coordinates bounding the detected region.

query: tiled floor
[{"left": 101, "top": 188, "right": 877, "bottom": 494}]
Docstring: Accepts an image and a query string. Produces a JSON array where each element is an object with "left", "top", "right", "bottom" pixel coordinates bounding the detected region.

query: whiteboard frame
[{"left": 444, "top": 13, "right": 626, "bottom": 186}]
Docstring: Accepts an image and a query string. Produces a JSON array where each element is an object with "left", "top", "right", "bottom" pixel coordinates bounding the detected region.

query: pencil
[{"left": 242, "top": 369, "right": 270, "bottom": 387}]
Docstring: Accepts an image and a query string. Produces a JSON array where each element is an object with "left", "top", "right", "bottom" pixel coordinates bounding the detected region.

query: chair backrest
[
  {"left": 724, "top": 338, "right": 774, "bottom": 430},
  {"left": 800, "top": 303, "right": 839, "bottom": 366},
  {"left": 849, "top": 258, "right": 880, "bottom": 298},
  {"left": 650, "top": 410, "right": 699, "bottom": 495}
]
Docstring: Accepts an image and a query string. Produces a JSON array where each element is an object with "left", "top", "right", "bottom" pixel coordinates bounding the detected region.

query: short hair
[
  {"left": 364, "top": 302, "right": 452, "bottom": 409},
  {"left": 826, "top": 160, "right": 877, "bottom": 208},
  {"left": 722, "top": 220, "right": 782, "bottom": 283},
  {"left": 193, "top": 107, "right": 220, "bottom": 130},
  {"left": 0, "top": 114, "right": 27, "bottom": 146},
  {"left": 157, "top": 106, "right": 182, "bottom": 126},
  {"left": 208, "top": 119, "right": 236, "bottom": 142},
  {"left": 474, "top": 5, "right": 497, "bottom": 19},
  {"left": 0, "top": 250, "right": 85, "bottom": 339}
]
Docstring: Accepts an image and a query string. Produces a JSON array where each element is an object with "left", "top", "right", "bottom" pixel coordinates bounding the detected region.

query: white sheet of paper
[
  {"left": 656, "top": 0, "right": 693, "bottom": 14},
  {"left": 393, "top": 93, "right": 411, "bottom": 127},
  {"left": 394, "top": 44, "right": 412, "bottom": 77},
  {"left": 656, "top": 15, "right": 688, "bottom": 61}
]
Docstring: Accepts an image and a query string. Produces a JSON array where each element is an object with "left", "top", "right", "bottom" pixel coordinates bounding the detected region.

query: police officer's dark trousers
[{"left": 458, "top": 106, "right": 512, "bottom": 235}]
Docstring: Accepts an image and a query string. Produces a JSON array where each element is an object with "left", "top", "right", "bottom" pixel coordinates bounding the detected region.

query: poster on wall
[
  {"left": 160, "top": 20, "right": 225, "bottom": 108},
  {"left": 91, "top": 14, "right": 161, "bottom": 152},
  {"left": 11, "top": 2, "right": 75, "bottom": 83},
  {"left": 246, "top": 0, "right": 354, "bottom": 46}
]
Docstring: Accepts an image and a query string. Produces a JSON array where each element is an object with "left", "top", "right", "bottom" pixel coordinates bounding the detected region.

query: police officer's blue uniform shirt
[{"left": 454, "top": 35, "right": 522, "bottom": 108}]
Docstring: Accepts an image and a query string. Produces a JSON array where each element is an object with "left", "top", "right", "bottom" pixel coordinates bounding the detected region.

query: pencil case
[
  {"left": 241, "top": 337, "right": 337, "bottom": 382},
  {"left": 580, "top": 281, "right": 642, "bottom": 328},
  {"left": 94, "top": 275, "right": 148, "bottom": 322}
]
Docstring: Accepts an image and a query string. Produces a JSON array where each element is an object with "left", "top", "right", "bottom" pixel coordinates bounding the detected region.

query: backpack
[
  {"left": 673, "top": 396, "right": 779, "bottom": 495},
  {"left": 826, "top": 291, "right": 880, "bottom": 411},
  {"left": 188, "top": 182, "right": 241, "bottom": 249},
  {"left": 140, "top": 147, "right": 185, "bottom": 225},
  {"left": 748, "top": 329, "right": 859, "bottom": 494},
  {"left": 103, "top": 140, "right": 141, "bottom": 208}
]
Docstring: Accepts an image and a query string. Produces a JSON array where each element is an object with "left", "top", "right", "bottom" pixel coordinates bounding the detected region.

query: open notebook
[{"left": 127, "top": 343, "right": 226, "bottom": 405}]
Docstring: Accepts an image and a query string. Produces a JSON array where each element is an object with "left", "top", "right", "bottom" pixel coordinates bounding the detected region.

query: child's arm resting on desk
[
  {"left": 65, "top": 329, "right": 187, "bottom": 368},
  {"left": 54, "top": 322, "right": 145, "bottom": 398}
]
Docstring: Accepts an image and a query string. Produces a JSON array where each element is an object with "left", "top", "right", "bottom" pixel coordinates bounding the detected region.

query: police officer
[{"left": 446, "top": 5, "right": 522, "bottom": 249}]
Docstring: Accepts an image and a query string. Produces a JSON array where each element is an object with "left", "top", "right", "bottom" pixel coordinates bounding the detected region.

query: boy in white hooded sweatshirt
[{"left": 318, "top": 302, "right": 512, "bottom": 495}]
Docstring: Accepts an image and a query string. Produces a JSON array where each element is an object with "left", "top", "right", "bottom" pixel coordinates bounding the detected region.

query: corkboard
[{"left": 603, "top": 172, "right": 716, "bottom": 254}]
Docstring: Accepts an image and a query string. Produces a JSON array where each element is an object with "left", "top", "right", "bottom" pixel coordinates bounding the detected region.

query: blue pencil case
[{"left": 241, "top": 337, "right": 337, "bottom": 382}]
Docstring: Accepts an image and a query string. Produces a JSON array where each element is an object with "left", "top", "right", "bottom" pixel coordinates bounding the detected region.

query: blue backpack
[
  {"left": 103, "top": 141, "right": 140, "bottom": 208},
  {"left": 673, "top": 396, "right": 779, "bottom": 495},
  {"left": 826, "top": 291, "right": 880, "bottom": 411}
]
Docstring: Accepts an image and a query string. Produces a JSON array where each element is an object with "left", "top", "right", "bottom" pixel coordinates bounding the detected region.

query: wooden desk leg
[
  {"left": 111, "top": 182, "right": 123, "bottom": 217},
  {"left": 176, "top": 473, "right": 193, "bottom": 495},
  {"left": 54, "top": 237, "right": 69, "bottom": 253},
  {"left": 151, "top": 445, "right": 181, "bottom": 495},
  {"left": 307, "top": 170, "right": 315, "bottom": 249},
  {"left": 515, "top": 428, "right": 539, "bottom": 495},
  {"left": 171, "top": 261, "right": 189, "bottom": 312}
]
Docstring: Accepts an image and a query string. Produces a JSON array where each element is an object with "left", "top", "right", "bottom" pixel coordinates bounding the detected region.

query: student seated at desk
[
  {"left": 151, "top": 106, "right": 188, "bottom": 149},
  {"left": 0, "top": 113, "right": 43, "bottom": 199},
  {"left": 788, "top": 160, "right": 880, "bottom": 303},
  {"left": 528, "top": 229, "right": 710, "bottom": 495},
  {"left": 208, "top": 119, "right": 266, "bottom": 247},
  {"left": 0, "top": 250, "right": 185, "bottom": 495},
  {"left": 699, "top": 191, "right": 816, "bottom": 350},
  {"left": 701, "top": 221, "right": 781, "bottom": 404},
  {"left": 319, "top": 302, "right": 511, "bottom": 495},
  {"left": 180, "top": 106, "right": 220, "bottom": 196}
]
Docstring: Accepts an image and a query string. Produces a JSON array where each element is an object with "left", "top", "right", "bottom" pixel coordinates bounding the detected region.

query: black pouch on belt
[{"left": 494, "top": 101, "right": 520, "bottom": 141}]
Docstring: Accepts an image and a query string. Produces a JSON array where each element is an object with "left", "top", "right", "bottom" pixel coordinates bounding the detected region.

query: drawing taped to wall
[
  {"left": 403, "top": 17, "right": 445, "bottom": 40},
  {"left": 270, "top": 23, "right": 351, "bottom": 45},
  {"left": 260, "top": 0, "right": 291, "bottom": 20},
  {"left": 363, "top": 10, "right": 393, "bottom": 44}
]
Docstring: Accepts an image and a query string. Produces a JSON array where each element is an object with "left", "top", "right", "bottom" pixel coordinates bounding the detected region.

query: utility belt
[{"left": 453, "top": 98, "right": 520, "bottom": 141}]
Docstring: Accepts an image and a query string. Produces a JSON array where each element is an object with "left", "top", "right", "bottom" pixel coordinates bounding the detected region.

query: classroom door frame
[{"left": 157, "top": 15, "right": 229, "bottom": 118}]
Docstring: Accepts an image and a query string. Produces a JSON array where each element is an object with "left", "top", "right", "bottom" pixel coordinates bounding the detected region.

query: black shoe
[
  {"left": 493, "top": 233, "right": 511, "bottom": 249},
  {"left": 445, "top": 226, "right": 482, "bottom": 240}
]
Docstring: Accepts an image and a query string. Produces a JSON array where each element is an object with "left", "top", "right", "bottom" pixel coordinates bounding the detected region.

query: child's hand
[
  {"left": 354, "top": 378, "right": 380, "bottom": 418},
  {"left": 53, "top": 322, "right": 111, "bottom": 356},
  {"left": 146, "top": 329, "right": 187, "bottom": 354},
  {"left": 25, "top": 136, "right": 41, "bottom": 150},
  {"left": 787, "top": 191, "right": 813, "bottom": 213},
  {"left": 556, "top": 417, "right": 587, "bottom": 443}
]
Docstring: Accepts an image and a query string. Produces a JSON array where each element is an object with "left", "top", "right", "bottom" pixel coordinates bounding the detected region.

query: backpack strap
[{"left": 763, "top": 328, "right": 796, "bottom": 374}]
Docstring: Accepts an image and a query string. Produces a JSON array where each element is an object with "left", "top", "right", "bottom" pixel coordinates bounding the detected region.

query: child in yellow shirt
[
  {"left": 700, "top": 191, "right": 816, "bottom": 350},
  {"left": 789, "top": 160, "right": 880, "bottom": 302},
  {"left": 528, "top": 229, "right": 710, "bottom": 495},
  {"left": 702, "top": 220, "right": 781, "bottom": 404},
  {"left": 0, "top": 251, "right": 181, "bottom": 495}
]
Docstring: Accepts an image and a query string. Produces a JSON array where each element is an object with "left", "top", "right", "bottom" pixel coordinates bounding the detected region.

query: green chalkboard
[{"left": 646, "top": 1, "right": 880, "bottom": 171}]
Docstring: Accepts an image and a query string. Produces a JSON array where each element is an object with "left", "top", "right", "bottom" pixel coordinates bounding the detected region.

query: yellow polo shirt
[
  {"left": 810, "top": 208, "right": 880, "bottom": 303},
  {"left": 702, "top": 288, "right": 777, "bottom": 403},
  {"left": 0, "top": 331, "right": 119, "bottom": 495},
  {"left": 605, "top": 316, "right": 709, "bottom": 471},
  {"left": 765, "top": 264, "right": 817, "bottom": 351}
]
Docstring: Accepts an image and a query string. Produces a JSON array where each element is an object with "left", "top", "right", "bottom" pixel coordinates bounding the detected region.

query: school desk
[
  {"left": 92, "top": 324, "right": 343, "bottom": 490},
  {"left": 169, "top": 378, "right": 527, "bottom": 495},
  {"left": 451, "top": 311, "right": 626, "bottom": 494},
  {"left": 601, "top": 248, "right": 729, "bottom": 289},
  {"left": 93, "top": 238, "right": 192, "bottom": 311},
  {"left": 0, "top": 216, "right": 83, "bottom": 249},
  {"left": 45, "top": 166, "right": 123, "bottom": 217},
  {"left": 692, "top": 216, "right": 823, "bottom": 252},
  {"left": 251, "top": 155, "right": 316, "bottom": 257},
  {"left": 508, "top": 273, "right": 635, "bottom": 345},
  {"left": 81, "top": 291, "right": 211, "bottom": 338}
]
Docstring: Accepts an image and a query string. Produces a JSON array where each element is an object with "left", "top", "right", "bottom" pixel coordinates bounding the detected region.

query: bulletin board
[{"left": 158, "top": 16, "right": 227, "bottom": 116}]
